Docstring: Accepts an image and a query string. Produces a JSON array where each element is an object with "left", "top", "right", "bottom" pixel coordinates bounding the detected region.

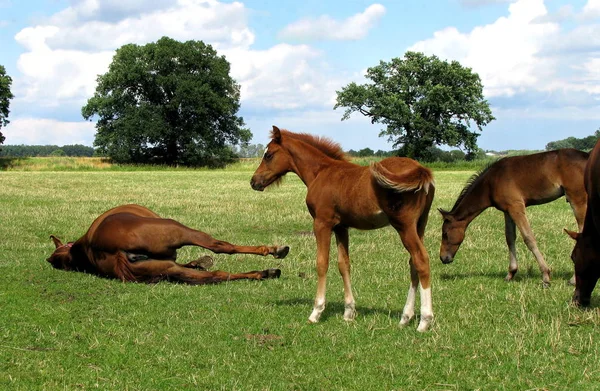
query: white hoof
[
  {"left": 343, "top": 305, "right": 356, "bottom": 322},
  {"left": 416, "top": 316, "right": 433, "bottom": 332},
  {"left": 399, "top": 313, "right": 414, "bottom": 327}
]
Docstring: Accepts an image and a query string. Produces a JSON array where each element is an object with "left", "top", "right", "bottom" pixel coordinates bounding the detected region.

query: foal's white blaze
[
  {"left": 417, "top": 285, "right": 433, "bottom": 332},
  {"left": 263, "top": 147, "right": 268, "bottom": 158}
]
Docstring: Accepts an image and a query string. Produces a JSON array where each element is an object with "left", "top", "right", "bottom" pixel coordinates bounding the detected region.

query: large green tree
[
  {"left": 0, "top": 65, "right": 15, "bottom": 147},
  {"left": 335, "top": 51, "right": 495, "bottom": 160},
  {"left": 82, "top": 37, "right": 250, "bottom": 166}
]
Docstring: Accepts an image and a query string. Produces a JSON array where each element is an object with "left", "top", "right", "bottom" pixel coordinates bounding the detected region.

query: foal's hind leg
[
  {"left": 334, "top": 226, "right": 356, "bottom": 321},
  {"left": 504, "top": 212, "right": 519, "bottom": 282},
  {"left": 508, "top": 206, "right": 551, "bottom": 286},
  {"left": 396, "top": 225, "right": 433, "bottom": 332}
]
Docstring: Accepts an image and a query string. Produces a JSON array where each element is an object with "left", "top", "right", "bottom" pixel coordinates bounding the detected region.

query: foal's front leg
[{"left": 308, "top": 219, "right": 333, "bottom": 323}]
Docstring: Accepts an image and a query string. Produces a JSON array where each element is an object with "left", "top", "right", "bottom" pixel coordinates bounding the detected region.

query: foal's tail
[{"left": 370, "top": 161, "right": 434, "bottom": 194}]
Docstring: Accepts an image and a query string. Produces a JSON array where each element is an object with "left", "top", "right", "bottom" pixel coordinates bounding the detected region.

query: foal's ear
[
  {"left": 271, "top": 125, "right": 282, "bottom": 143},
  {"left": 50, "top": 235, "right": 63, "bottom": 248},
  {"left": 564, "top": 229, "right": 580, "bottom": 241},
  {"left": 438, "top": 208, "right": 452, "bottom": 220}
]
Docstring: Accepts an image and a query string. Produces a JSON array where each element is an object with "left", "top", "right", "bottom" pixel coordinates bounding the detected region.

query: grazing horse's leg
[
  {"left": 308, "top": 219, "right": 333, "bottom": 323},
  {"left": 504, "top": 212, "right": 519, "bottom": 282},
  {"left": 565, "top": 192, "right": 586, "bottom": 285},
  {"left": 334, "top": 226, "right": 356, "bottom": 321},
  {"left": 397, "top": 225, "right": 433, "bottom": 332},
  {"left": 129, "top": 260, "right": 280, "bottom": 284},
  {"left": 507, "top": 205, "right": 551, "bottom": 286}
]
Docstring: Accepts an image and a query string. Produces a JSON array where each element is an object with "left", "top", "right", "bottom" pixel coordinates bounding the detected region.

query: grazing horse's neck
[
  {"left": 285, "top": 139, "right": 342, "bottom": 187},
  {"left": 451, "top": 178, "right": 492, "bottom": 223}
]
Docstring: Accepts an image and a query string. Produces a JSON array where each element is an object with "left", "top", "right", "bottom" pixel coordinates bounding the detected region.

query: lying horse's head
[{"left": 47, "top": 235, "right": 74, "bottom": 270}]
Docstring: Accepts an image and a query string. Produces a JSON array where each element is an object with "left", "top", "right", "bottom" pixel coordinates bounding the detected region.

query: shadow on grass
[
  {"left": 275, "top": 297, "right": 404, "bottom": 322},
  {"left": 438, "top": 267, "right": 575, "bottom": 284},
  {"left": 0, "top": 157, "right": 24, "bottom": 170}
]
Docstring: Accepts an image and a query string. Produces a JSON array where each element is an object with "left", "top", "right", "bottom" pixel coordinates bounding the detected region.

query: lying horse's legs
[
  {"left": 508, "top": 206, "right": 551, "bottom": 286},
  {"left": 504, "top": 212, "right": 519, "bottom": 281},
  {"left": 136, "top": 219, "right": 289, "bottom": 259},
  {"left": 334, "top": 226, "right": 356, "bottom": 321},
  {"left": 308, "top": 219, "right": 333, "bottom": 323},
  {"left": 129, "top": 260, "right": 281, "bottom": 284}
]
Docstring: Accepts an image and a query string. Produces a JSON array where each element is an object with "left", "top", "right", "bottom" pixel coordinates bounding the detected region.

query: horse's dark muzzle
[
  {"left": 250, "top": 179, "right": 264, "bottom": 191},
  {"left": 441, "top": 255, "right": 454, "bottom": 264},
  {"left": 572, "top": 290, "right": 591, "bottom": 307}
]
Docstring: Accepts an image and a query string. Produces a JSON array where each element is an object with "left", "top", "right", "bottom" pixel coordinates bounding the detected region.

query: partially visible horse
[
  {"left": 439, "top": 149, "right": 588, "bottom": 286},
  {"left": 47, "top": 204, "right": 289, "bottom": 284},
  {"left": 565, "top": 140, "right": 600, "bottom": 305},
  {"left": 250, "top": 126, "right": 435, "bottom": 332}
]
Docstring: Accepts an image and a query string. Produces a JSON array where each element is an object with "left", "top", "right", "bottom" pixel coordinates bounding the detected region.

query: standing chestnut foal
[
  {"left": 47, "top": 204, "right": 289, "bottom": 284},
  {"left": 251, "top": 126, "right": 435, "bottom": 332}
]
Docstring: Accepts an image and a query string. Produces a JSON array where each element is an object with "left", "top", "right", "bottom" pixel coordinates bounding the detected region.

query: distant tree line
[
  {"left": 545, "top": 129, "right": 600, "bottom": 151},
  {"left": 0, "top": 144, "right": 95, "bottom": 157}
]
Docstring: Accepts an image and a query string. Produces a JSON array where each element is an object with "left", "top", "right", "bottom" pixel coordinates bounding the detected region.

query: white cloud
[
  {"left": 409, "top": 0, "right": 560, "bottom": 97},
  {"left": 12, "top": 0, "right": 347, "bottom": 129},
  {"left": 582, "top": 0, "right": 600, "bottom": 20},
  {"left": 278, "top": 4, "right": 385, "bottom": 42},
  {"left": 2, "top": 118, "right": 96, "bottom": 145}
]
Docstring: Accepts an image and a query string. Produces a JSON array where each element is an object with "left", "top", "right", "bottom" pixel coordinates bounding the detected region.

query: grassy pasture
[{"left": 1, "top": 162, "right": 599, "bottom": 390}]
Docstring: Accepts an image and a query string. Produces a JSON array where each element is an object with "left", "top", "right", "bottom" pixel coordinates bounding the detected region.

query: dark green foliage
[
  {"left": 0, "top": 65, "right": 15, "bottom": 147},
  {"left": 82, "top": 37, "right": 250, "bottom": 167},
  {"left": 0, "top": 144, "right": 95, "bottom": 157},
  {"left": 335, "top": 52, "right": 495, "bottom": 160},
  {"left": 545, "top": 129, "right": 600, "bottom": 151}
]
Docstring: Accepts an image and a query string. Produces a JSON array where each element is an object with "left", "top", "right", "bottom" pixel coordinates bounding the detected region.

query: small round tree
[
  {"left": 82, "top": 37, "right": 251, "bottom": 167},
  {"left": 335, "top": 51, "right": 495, "bottom": 160}
]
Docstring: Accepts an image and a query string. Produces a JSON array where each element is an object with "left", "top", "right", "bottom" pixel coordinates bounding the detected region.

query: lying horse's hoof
[
  {"left": 274, "top": 246, "right": 290, "bottom": 259},
  {"left": 195, "top": 255, "right": 214, "bottom": 270},
  {"left": 262, "top": 268, "right": 281, "bottom": 279}
]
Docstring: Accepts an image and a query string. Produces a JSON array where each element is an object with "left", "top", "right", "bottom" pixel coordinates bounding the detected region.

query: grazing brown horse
[
  {"left": 439, "top": 149, "right": 588, "bottom": 286},
  {"left": 565, "top": 140, "right": 600, "bottom": 306},
  {"left": 47, "top": 204, "right": 289, "bottom": 284},
  {"left": 250, "top": 126, "right": 435, "bottom": 332}
]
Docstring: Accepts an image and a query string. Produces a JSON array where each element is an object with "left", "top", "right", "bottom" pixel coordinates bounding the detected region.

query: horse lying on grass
[{"left": 47, "top": 204, "right": 289, "bottom": 284}]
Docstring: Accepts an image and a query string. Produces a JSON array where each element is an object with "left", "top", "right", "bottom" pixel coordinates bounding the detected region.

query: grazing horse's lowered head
[
  {"left": 438, "top": 209, "right": 467, "bottom": 264},
  {"left": 565, "top": 229, "right": 600, "bottom": 306}
]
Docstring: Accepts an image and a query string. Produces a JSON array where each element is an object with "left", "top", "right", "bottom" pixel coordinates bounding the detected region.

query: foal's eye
[{"left": 264, "top": 152, "right": 273, "bottom": 161}]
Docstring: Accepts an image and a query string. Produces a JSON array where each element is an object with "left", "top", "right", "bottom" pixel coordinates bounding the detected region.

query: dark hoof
[
  {"left": 263, "top": 268, "right": 281, "bottom": 279},
  {"left": 274, "top": 246, "right": 290, "bottom": 259},
  {"left": 126, "top": 253, "right": 149, "bottom": 262}
]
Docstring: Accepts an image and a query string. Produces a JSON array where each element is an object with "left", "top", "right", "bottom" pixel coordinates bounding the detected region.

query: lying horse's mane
[
  {"left": 447, "top": 158, "right": 503, "bottom": 214},
  {"left": 275, "top": 129, "right": 349, "bottom": 162}
]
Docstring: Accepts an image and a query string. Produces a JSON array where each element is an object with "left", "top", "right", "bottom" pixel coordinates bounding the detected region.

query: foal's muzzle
[
  {"left": 250, "top": 178, "right": 265, "bottom": 191},
  {"left": 440, "top": 255, "right": 454, "bottom": 264}
]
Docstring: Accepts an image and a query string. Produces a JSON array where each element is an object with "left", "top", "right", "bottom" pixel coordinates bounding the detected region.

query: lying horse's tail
[{"left": 370, "top": 160, "right": 434, "bottom": 194}]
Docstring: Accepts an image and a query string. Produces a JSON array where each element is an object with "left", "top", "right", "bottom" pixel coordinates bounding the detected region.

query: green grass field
[{"left": 1, "top": 161, "right": 599, "bottom": 390}]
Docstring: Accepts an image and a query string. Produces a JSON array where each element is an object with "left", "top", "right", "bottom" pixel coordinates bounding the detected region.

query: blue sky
[{"left": 0, "top": 0, "right": 599, "bottom": 152}]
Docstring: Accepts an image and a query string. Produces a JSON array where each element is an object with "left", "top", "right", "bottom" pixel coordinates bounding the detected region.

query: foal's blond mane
[{"left": 274, "top": 129, "right": 349, "bottom": 162}]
